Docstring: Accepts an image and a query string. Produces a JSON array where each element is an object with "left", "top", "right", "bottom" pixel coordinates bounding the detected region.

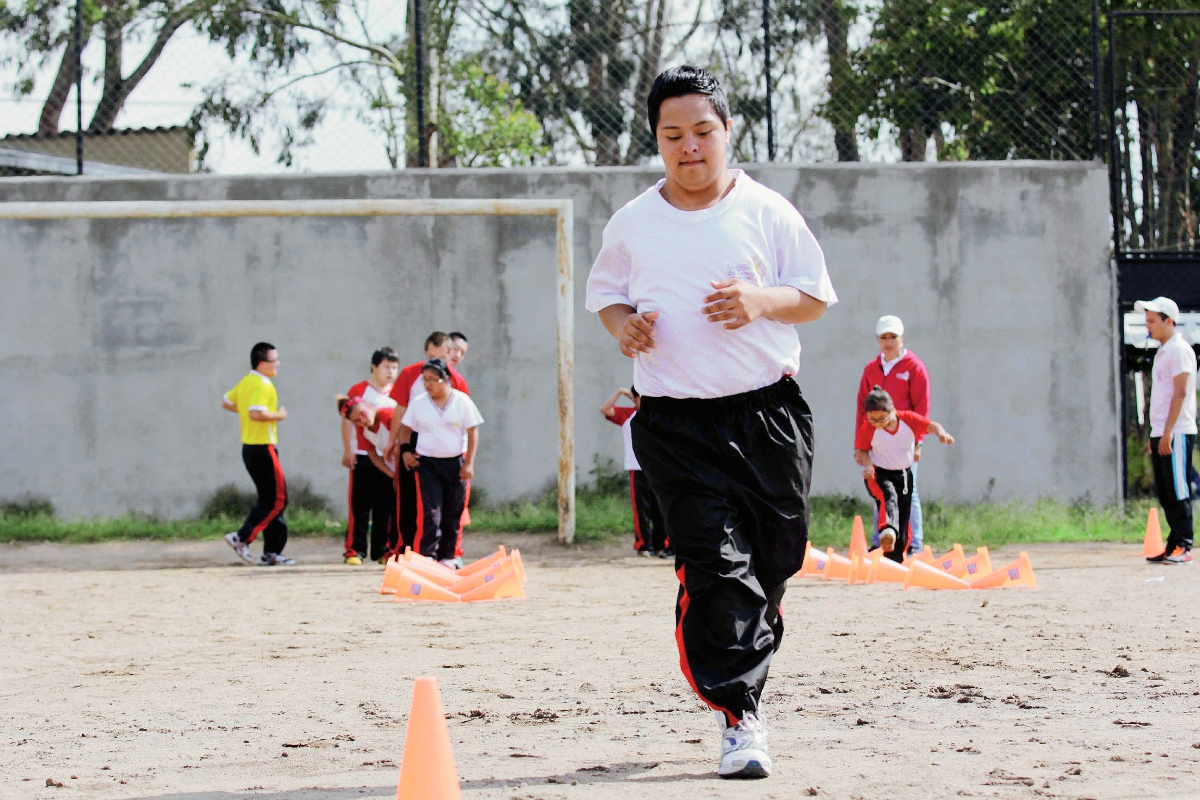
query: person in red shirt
[
  {"left": 854, "top": 387, "right": 954, "bottom": 561},
  {"left": 337, "top": 395, "right": 398, "bottom": 562},
  {"left": 601, "top": 386, "right": 668, "bottom": 556},
  {"left": 383, "top": 332, "right": 470, "bottom": 554},
  {"left": 340, "top": 347, "right": 400, "bottom": 565},
  {"left": 855, "top": 315, "right": 931, "bottom": 555}
]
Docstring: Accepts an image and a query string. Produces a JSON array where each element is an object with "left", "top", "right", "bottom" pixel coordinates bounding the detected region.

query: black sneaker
[
  {"left": 259, "top": 553, "right": 296, "bottom": 566},
  {"left": 1146, "top": 551, "right": 1170, "bottom": 563},
  {"left": 658, "top": 548, "right": 675, "bottom": 559}
]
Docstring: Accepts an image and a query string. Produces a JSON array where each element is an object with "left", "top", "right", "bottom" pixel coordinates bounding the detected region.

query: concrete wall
[{"left": 0, "top": 162, "right": 1117, "bottom": 519}]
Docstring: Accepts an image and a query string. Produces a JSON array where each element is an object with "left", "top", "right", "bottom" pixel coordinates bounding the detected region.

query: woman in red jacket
[{"left": 855, "top": 315, "right": 930, "bottom": 556}]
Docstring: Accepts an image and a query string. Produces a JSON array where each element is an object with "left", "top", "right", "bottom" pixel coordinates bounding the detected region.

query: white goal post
[{"left": 0, "top": 198, "right": 577, "bottom": 543}]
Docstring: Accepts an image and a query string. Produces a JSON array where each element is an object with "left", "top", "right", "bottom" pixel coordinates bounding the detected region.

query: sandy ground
[{"left": 1, "top": 535, "right": 1199, "bottom": 800}]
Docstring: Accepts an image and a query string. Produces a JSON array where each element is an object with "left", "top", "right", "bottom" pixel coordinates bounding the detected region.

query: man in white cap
[
  {"left": 1136, "top": 296, "right": 1195, "bottom": 563},
  {"left": 856, "top": 315, "right": 930, "bottom": 554}
]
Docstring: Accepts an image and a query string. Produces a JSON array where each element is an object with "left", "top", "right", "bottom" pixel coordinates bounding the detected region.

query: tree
[{"left": 440, "top": 59, "right": 546, "bottom": 166}]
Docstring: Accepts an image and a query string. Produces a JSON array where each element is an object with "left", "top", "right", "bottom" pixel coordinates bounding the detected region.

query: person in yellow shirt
[{"left": 221, "top": 342, "right": 294, "bottom": 566}]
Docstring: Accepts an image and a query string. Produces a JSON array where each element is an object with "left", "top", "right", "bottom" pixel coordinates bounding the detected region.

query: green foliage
[
  {"left": 0, "top": 494, "right": 55, "bottom": 518},
  {"left": 198, "top": 478, "right": 331, "bottom": 520},
  {"left": 441, "top": 60, "right": 546, "bottom": 167},
  {"left": 0, "top": 508, "right": 340, "bottom": 544}
]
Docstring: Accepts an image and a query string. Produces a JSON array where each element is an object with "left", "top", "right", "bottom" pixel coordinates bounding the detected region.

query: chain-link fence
[{"left": 0, "top": 1, "right": 1191, "bottom": 177}]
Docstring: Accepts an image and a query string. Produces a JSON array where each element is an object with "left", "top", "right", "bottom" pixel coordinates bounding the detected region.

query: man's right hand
[
  {"left": 276, "top": 406, "right": 288, "bottom": 420},
  {"left": 341, "top": 453, "right": 355, "bottom": 469},
  {"left": 618, "top": 311, "right": 659, "bottom": 358}
]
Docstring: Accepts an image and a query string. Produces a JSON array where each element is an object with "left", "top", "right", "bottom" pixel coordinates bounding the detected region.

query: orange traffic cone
[
  {"left": 399, "top": 557, "right": 460, "bottom": 588},
  {"left": 1142, "top": 508, "right": 1165, "bottom": 557},
  {"left": 449, "top": 559, "right": 508, "bottom": 594},
  {"left": 380, "top": 557, "right": 405, "bottom": 594},
  {"left": 509, "top": 549, "right": 527, "bottom": 584},
  {"left": 822, "top": 548, "right": 852, "bottom": 581},
  {"left": 795, "top": 542, "right": 829, "bottom": 578},
  {"left": 849, "top": 515, "right": 868, "bottom": 562},
  {"left": 404, "top": 548, "right": 458, "bottom": 577},
  {"left": 395, "top": 677, "right": 462, "bottom": 800},
  {"left": 456, "top": 546, "right": 508, "bottom": 577},
  {"left": 969, "top": 551, "right": 1036, "bottom": 589},
  {"left": 866, "top": 552, "right": 910, "bottom": 584},
  {"left": 962, "top": 547, "right": 992, "bottom": 579},
  {"left": 903, "top": 559, "right": 971, "bottom": 590},
  {"left": 934, "top": 544, "right": 968, "bottom": 577},
  {"left": 847, "top": 553, "right": 864, "bottom": 585},
  {"left": 458, "top": 567, "right": 526, "bottom": 602},
  {"left": 902, "top": 545, "right": 934, "bottom": 567},
  {"left": 392, "top": 567, "right": 463, "bottom": 603}
]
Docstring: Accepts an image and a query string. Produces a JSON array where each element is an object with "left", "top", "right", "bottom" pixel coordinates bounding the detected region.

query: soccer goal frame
[{"left": 0, "top": 197, "right": 577, "bottom": 543}]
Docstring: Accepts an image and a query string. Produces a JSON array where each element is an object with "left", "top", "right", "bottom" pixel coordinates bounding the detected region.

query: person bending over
[
  {"left": 394, "top": 359, "right": 483, "bottom": 568},
  {"left": 854, "top": 386, "right": 954, "bottom": 562},
  {"left": 340, "top": 347, "right": 400, "bottom": 564},
  {"left": 337, "top": 394, "right": 398, "bottom": 564}
]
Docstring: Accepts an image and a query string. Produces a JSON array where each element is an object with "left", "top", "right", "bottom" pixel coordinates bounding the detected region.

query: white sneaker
[
  {"left": 439, "top": 558, "right": 459, "bottom": 570},
  {"left": 716, "top": 709, "right": 771, "bottom": 779},
  {"left": 224, "top": 532, "right": 255, "bottom": 564}
]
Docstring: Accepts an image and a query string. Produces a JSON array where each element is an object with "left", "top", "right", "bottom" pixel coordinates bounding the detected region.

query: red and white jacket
[
  {"left": 855, "top": 411, "right": 931, "bottom": 471},
  {"left": 855, "top": 350, "right": 930, "bottom": 445}
]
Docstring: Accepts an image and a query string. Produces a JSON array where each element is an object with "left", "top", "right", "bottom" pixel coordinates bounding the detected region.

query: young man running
[
  {"left": 1137, "top": 297, "right": 1196, "bottom": 564},
  {"left": 384, "top": 333, "right": 470, "bottom": 553},
  {"left": 221, "top": 342, "right": 295, "bottom": 566},
  {"left": 586, "top": 66, "right": 836, "bottom": 779},
  {"left": 341, "top": 347, "right": 401, "bottom": 564},
  {"left": 395, "top": 358, "right": 483, "bottom": 567}
]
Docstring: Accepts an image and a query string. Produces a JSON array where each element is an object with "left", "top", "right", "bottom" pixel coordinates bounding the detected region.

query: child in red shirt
[{"left": 854, "top": 386, "right": 954, "bottom": 561}]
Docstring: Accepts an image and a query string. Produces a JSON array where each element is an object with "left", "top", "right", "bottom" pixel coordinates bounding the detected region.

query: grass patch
[{"left": 0, "top": 509, "right": 341, "bottom": 545}]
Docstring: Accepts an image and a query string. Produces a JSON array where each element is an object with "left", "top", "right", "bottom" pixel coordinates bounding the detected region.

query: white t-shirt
[
  {"left": 401, "top": 390, "right": 484, "bottom": 458},
  {"left": 855, "top": 411, "right": 929, "bottom": 471},
  {"left": 1149, "top": 332, "right": 1198, "bottom": 437},
  {"left": 585, "top": 170, "right": 838, "bottom": 399}
]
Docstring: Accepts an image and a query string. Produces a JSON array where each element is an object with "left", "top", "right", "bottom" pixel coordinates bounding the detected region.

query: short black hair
[
  {"left": 647, "top": 66, "right": 731, "bottom": 136},
  {"left": 424, "top": 331, "right": 449, "bottom": 351},
  {"left": 1155, "top": 311, "right": 1174, "bottom": 323},
  {"left": 864, "top": 385, "right": 895, "bottom": 413},
  {"left": 448, "top": 331, "right": 468, "bottom": 343},
  {"left": 371, "top": 346, "right": 400, "bottom": 367},
  {"left": 250, "top": 341, "right": 275, "bottom": 369},
  {"left": 422, "top": 357, "right": 450, "bottom": 379}
]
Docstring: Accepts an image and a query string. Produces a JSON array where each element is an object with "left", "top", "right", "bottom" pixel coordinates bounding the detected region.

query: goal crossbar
[{"left": 0, "top": 197, "right": 577, "bottom": 543}]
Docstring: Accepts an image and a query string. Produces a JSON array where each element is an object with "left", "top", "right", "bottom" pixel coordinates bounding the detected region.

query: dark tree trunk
[{"left": 821, "top": 0, "right": 858, "bottom": 161}]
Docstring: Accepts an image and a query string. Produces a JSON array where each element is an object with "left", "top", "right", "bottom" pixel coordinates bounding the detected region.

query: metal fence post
[
  {"left": 75, "top": 0, "right": 83, "bottom": 176},
  {"left": 763, "top": 0, "right": 774, "bottom": 161}
]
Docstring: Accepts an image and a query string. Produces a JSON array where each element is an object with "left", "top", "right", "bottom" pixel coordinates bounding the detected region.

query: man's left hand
[
  {"left": 1158, "top": 436, "right": 1174, "bottom": 456},
  {"left": 703, "top": 279, "right": 768, "bottom": 330},
  {"left": 460, "top": 462, "right": 475, "bottom": 481}
]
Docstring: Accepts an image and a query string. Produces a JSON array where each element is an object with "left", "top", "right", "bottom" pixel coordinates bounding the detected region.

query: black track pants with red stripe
[
  {"left": 414, "top": 455, "right": 467, "bottom": 562},
  {"left": 632, "top": 377, "right": 813, "bottom": 726},
  {"left": 236, "top": 444, "right": 289, "bottom": 554},
  {"left": 345, "top": 455, "right": 396, "bottom": 560},
  {"left": 630, "top": 470, "right": 667, "bottom": 552},
  {"left": 865, "top": 466, "right": 912, "bottom": 562}
]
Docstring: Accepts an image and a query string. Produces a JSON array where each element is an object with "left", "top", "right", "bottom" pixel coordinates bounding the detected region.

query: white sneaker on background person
[{"left": 715, "top": 709, "right": 771, "bottom": 779}]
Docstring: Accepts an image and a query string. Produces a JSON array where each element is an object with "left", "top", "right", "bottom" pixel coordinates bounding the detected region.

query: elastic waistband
[
  {"left": 638, "top": 376, "right": 800, "bottom": 417},
  {"left": 873, "top": 466, "right": 912, "bottom": 478},
  {"left": 417, "top": 454, "right": 464, "bottom": 463}
]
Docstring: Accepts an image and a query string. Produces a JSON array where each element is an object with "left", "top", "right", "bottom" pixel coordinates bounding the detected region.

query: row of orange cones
[
  {"left": 379, "top": 546, "right": 527, "bottom": 602},
  {"left": 795, "top": 516, "right": 1037, "bottom": 590}
]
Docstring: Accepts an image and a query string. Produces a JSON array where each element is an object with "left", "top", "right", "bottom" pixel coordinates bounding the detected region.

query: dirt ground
[{"left": 1, "top": 535, "right": 1198, "bottom": 800}]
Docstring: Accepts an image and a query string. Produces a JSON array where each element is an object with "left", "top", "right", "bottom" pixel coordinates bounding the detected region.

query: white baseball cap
[
  {"left": 1134, "top": 296, "right": 1180, "bottom": 322},
  {"left": 875, "top": 315, "right": 904, "bottom": 337}
]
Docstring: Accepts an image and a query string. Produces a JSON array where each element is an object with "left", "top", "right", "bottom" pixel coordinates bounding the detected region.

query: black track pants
[
  {"left": 414, "top": 455, "right": 467, "bottom": 562},
  {"left": 633, "top": 377, "right": 813, "bottom": 725},
  {"left": 345, "top": 455, "right": 396, "bottom": 560},
  {"left": 865, "top": 466, "right": 912, "bottom": 562},
  {"left": 630, "top": 470, "right": 668, "bottom": 552},
  {"left": 395, "top": 433, "right": 420, "bottom": 552},
  {"left": 1150, "top": 434, "right": 1195, "bottom": 553},
  {"left": 236, "top": 444, "right": 289, "bottom": 554}
]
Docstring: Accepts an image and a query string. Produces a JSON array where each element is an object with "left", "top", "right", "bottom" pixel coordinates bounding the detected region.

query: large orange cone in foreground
[
  {"left": 849, "top": 515, "right": 869, "bottom": 562},
  {"left": 395, "top": 677, "right": 461, "bottom": 800},
  {"left": 822, "top": 548, "right": 852, "bottom": 580},
  {"left": 866, "top": 552, "right": 910, "bottom": 584},
  {"left": 392, "top": 567, "right": 463, "bottom": 603},
  {"left": 1142, "top": 508, "right": 1165, "bottom": 557},
  {"left": 903, "top": 559, "right": 971, "bottom": 590},
  {"left": 795, "top": 542, "right": 829, "bottom": 578},
  {"left": 962, "top": 547, "right": 992, "bottom": 579},
  {"left": 968, "top": 551, "right": 1036, "bottom": 589},
  {"left": 380, "top": 557, "right": 405, "bottom": 594},
  {"left": 903, "top": 546, "right": 934, "bottom": 567}
]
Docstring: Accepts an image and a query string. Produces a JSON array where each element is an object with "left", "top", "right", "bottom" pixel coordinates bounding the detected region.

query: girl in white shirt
[{"left": 853, "top": 386, "right": 954, "bottom": 561}]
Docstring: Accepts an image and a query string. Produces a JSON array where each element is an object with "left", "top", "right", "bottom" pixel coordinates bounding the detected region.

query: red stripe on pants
[
  {"left": 675, "top": 564, "right": 737, "bottom": 727},
  {"left": 454, "top": 482, "right": 470, "bottom": 559},
  {"left": 249, "top": 445, "right": 287, "bottom": 543},
  {"left": 630, "top": 471, "right": 645, "bottom": 551},
  {"left": 412, "top": 470, "right": 425, "bottom": 555},
  {"left": 867, "top": 477, "right": 887, "bottom": 530},
  {"left": 343, "top": 467, "right": 357, "bottom": 558}
]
